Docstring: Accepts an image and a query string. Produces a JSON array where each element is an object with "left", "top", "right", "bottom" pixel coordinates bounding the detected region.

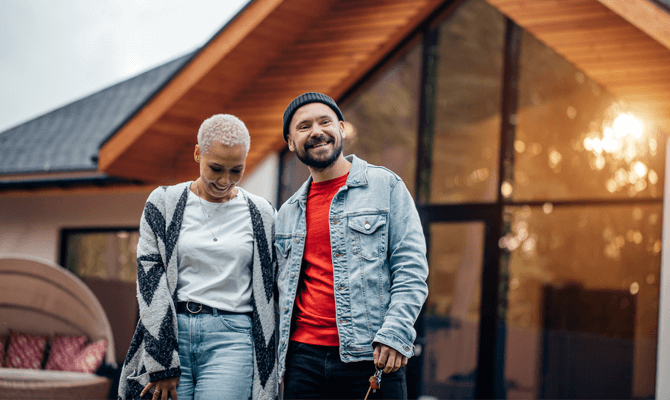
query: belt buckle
[{"left": 186, "top": 301, "right": 203, "bottom": 314}]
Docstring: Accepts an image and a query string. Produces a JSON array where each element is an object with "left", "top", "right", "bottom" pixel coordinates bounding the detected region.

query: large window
[
  {"left": 513, "top": 32, "right": 664, "bottom": 202},
  {"left": 430, "top": 0, "right": 505, "bottom": 204},
  {"left": 277, "top": 0, "right": 665, "bottom": 398}
]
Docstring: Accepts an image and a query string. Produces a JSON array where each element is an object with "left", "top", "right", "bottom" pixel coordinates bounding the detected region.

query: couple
[{"left": 117, "top": 93, "right": 429, "bottom": 400}]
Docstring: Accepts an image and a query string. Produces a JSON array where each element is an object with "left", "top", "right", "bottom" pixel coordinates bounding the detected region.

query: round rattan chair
[{"left": 0, "top": 255, "right": 116, "bottom": 399}]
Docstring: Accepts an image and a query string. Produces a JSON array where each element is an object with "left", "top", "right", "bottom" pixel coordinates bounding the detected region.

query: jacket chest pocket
[
  {"left": 348, "top": 214, "right": 387, "bottom": 261},
  {"left": 274, "top": 237, "right": 294, "bottom": 279}
]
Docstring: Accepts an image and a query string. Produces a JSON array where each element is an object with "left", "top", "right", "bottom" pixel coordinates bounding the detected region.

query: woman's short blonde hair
[{"left": 197, "top": 114, "right": 250, "bottom": 155}]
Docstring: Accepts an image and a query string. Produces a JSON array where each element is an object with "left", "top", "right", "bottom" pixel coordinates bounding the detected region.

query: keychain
[{"left": 364, "top": 369, "right": 382, "bottom": 400}]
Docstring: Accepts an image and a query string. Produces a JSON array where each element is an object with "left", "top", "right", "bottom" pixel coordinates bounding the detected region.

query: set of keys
[{"left": 363, "top": 369, "right": 382, "bottom": 400}]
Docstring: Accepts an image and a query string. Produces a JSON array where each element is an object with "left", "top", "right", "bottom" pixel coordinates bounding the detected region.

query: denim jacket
[{"left": 274, "top": 155, "right": 428, "bottom": 380}]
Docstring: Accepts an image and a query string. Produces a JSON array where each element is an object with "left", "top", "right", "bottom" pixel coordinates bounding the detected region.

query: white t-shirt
[{"left": 176, "top": 187, "right": 253, "bottom": 313}]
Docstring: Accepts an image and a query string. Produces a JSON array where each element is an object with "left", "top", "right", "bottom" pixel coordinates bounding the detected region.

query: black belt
[{"left": 176, "top": 301, "right": 250, "bottom": 316}]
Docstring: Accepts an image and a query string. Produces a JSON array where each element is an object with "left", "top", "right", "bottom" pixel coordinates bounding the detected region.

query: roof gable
[{"left": 98, "top": 0, "right": 446, "bottom": 184}]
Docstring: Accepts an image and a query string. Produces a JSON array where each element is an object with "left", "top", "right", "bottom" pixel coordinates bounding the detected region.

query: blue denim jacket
[{"left": 275, "top": 155, "right": 428, "bottom": 380}]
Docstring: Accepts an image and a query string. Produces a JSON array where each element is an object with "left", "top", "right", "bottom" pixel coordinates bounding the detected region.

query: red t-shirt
[{"left": 291, "top": 173, "right": 349, "bottom": 346}]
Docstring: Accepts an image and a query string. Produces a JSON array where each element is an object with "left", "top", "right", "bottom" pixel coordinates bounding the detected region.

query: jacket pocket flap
[{"left": 348, "top": 214, "right": 386, "bottom": 235}]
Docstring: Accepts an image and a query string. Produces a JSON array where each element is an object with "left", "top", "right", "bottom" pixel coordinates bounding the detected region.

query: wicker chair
[{"left": 0, "top": 255, "right": 116, "bottom": 399}]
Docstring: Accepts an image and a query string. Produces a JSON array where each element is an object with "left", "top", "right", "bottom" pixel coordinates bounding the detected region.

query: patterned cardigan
[{"left": 118, "top": 182, "right": 278, "bottom": 400}]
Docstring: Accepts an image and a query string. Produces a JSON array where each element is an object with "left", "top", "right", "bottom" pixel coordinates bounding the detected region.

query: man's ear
[{"left": 287, "top": 137, "right": 295, "bottom": 152}]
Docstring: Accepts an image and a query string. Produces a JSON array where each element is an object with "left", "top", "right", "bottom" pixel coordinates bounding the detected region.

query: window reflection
[
  {"left": 424, "top": 222, "right": 484, "bottom": 399},
  {"left": 64, "top": 230, "right": 139, "bottom": 282},
  {"left": 430, "top": 0, "right": 505, "bottom": 204},
  {"left": 514, "top": 32, "right": 665, "bottom": 201},
  {"left": 503, "top": 204, "right": 661, "bottom": 399},
  {"left": 341, "top": 41, "right": 422, "bottom": 197}
]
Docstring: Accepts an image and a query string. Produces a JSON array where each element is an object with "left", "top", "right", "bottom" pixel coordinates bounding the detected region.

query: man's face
[{"left": 287, "top": 103, "right": 345, "bottom": 170}]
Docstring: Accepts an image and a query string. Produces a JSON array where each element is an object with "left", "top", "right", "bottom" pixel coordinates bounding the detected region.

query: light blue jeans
[{"left": 176, "top": 311, "right": 253, "bottom": 400}]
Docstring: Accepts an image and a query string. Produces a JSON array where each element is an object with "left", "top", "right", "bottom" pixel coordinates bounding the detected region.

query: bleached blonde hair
[{"left": 197, "top": 114, "right": 251, "bottom": 155}]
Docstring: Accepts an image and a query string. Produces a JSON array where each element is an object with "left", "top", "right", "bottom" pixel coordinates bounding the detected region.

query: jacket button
[
  {"left": 284, "top": 306, "right": 289, "bottom": 312},
  {"left": 280, "top": 339, "right": 285, "bottom": 345},
  {"left": 294, "top": 238, "right": 299, "bottom": 243},
  {"left": 290, "top": 272, "right": 295, "bottom": 278},
  {"left": 365, "top": 222, "right": 371, "bottom": 229}
]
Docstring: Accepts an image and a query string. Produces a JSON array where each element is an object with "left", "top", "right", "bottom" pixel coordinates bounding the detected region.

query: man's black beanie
[{"left": 282, "top": 92, "right": 344, "bottom": 142}]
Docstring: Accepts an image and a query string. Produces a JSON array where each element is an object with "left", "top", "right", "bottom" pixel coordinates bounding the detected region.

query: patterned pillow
[
  {"left": 45, "top": 334, "right": 88, "bottom": 371},
  {"left": 5, "top": 331, "right": 48, "bottom": 369},
  {"left": 71, "top": 339, "right": 107, "bottom": 373}
]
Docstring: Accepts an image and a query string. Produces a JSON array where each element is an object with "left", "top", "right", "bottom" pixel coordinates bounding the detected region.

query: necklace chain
[{"left": 195, "top": 180, "right": 234, "bottom": 242}]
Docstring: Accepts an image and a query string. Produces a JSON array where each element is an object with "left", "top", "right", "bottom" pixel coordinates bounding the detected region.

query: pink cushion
[
  {"left": 5, "top": 331, "right": 48, "bottom": 369},
  {"left": 45, "top": 334, "right": 88, "bottom": 371},
  {"left": 71, "top": 340, "right": 107, "bottom": 373}
]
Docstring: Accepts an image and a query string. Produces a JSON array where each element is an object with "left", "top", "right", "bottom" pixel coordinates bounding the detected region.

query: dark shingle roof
[
  {"left": 0, "top": 52, "right": 195, "bottom": 175},
  {"left": 653, "top": 0, "right": 670, "bottom": 12}
]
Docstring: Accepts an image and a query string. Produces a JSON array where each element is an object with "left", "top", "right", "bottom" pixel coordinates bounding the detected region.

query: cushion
[
  {"left": 45, "top": 334, "right": 88, "bottom": 371},
  {"left": 5, "top": 331, "right": 48, "bottom": 369},
  {"left": 71, "top": 339, "right": 107, "bottom": 373}
]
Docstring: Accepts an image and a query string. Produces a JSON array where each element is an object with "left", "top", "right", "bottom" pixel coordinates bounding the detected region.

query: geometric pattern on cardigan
[{"left": 118, "top": 183, "right": 278, "bottom": 400}]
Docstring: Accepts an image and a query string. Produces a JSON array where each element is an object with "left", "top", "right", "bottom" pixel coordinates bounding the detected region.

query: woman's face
[{"left": 194, "top": 141, "right": 246, "bottom": 202}]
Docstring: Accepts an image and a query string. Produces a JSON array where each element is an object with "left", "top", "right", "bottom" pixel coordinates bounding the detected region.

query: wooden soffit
[
  {"left": 99, "top": 0, "right": 445, "bottom": 184},
  {"left": 486, "top": 0, "right": 670, "bottom": 125}
]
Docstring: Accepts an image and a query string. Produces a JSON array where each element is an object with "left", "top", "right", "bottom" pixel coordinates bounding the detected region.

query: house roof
[
  {"left": 0, "top": 52, "right": 194, "bottom": 178},
  {"left": 98, "top": 0, "right": 447, "bottom": 184},
  {"left": 3, "top": 0, "right": 670, "bottom": 191}
]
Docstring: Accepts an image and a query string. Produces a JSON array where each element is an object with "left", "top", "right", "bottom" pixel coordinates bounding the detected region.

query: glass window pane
[
  {"left": 424, "top": 222, "right": 485, "bottom": 399},
  {"left": 502, "top": 204, "right": 661, "bottom": 399},
  {"left": 514, "top": 31, "right": 665, "bottom": 201},
  {"left": 430, "top": 0, "right": 505, "bottom": 204},
  {"left": 278, "top": 150, "right": 310, "bottom": 205},
  {"left": 64, "top": 229, "right": 139, "bottom": 282},
  {"left": 341, "top": 41, "right": 422, "bottom": 197}
]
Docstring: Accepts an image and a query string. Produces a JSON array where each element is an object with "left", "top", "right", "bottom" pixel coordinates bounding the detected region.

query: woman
[{"left": 118, "top": 114, "right": 278, "bottom": 400}]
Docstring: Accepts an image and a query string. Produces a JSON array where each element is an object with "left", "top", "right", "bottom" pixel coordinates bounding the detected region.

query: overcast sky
[{"left": 0, "top": 0, "right": 249, "bottom": 133}]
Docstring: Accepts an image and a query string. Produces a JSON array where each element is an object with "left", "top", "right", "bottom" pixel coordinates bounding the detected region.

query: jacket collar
[{"left": 286, "top": 154, "right": 368, "bottom": 204}]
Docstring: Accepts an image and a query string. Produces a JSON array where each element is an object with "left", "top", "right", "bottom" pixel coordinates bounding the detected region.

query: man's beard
[{"left": 296, "top": 135, "right": 343, "bottom": 170}]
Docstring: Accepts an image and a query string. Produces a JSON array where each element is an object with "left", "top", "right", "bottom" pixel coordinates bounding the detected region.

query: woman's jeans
[{"left": 176, "top": 311, "right": 253, "bottom": 400}]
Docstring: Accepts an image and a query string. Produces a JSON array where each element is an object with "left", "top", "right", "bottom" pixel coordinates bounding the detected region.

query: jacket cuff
[
  {"left": 149, "top": 367, "right": 181, "bottom": 382},
  {"left": 373, "top": 330, "right": 415, "bottom": 359}
]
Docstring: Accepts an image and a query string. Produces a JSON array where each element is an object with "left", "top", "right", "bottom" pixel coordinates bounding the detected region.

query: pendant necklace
[{"left": 195, "top": 181, "right": 233, "bottom": 242}]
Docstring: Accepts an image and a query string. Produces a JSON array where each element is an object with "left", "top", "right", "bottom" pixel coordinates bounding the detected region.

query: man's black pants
[{"left": 283, "top": 341, "right": 407, "bottom": 400}]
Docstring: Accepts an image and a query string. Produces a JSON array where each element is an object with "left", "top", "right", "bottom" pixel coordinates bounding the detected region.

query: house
[{"left": 2, "top": 0, "right": 670, "bottom": 398}]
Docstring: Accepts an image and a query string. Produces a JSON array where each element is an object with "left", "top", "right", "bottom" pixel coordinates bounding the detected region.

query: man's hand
[
  {"left": 373, "top": 344, "right": 408, "bottom": 373},
  {"left": 140, "top": 376, "right": 180, "bottom": 400}
]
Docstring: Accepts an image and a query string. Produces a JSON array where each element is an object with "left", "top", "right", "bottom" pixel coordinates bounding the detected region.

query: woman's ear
[{"left": 194, "top": 144, "right": 201, "bottom": 162}]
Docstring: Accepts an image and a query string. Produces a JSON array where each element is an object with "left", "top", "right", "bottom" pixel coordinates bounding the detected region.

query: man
[{"left": 275, "top": 92, "right": 428, "bottom": 399}]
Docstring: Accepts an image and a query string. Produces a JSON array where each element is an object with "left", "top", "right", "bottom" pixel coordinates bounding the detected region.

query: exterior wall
[{"left": 0, "top": 153, "right": 279, "bottom": 264}]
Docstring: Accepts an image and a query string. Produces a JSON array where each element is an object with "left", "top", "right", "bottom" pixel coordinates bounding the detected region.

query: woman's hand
[{"left": 140, "top": 376, "right": 180, "bottom": 400}]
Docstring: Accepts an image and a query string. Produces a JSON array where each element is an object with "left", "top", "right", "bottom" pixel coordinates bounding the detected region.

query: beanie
[{"left": 282, "top": 92, "right": 344, "bottom": 142}]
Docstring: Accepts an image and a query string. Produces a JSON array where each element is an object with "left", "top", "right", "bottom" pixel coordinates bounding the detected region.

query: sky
[{"left": 0, "top": 0, "right": 250, "bottom": 133}]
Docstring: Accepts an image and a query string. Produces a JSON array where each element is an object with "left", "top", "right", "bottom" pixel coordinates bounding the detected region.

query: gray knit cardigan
[{"left": 118, "top": 182, "right": 278, "bottom": 400}]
